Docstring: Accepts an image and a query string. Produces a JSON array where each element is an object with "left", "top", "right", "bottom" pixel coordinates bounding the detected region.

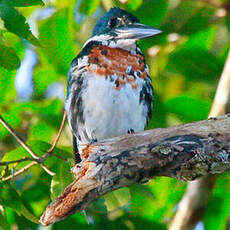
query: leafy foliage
[
  {"left": 0, "top": 183, "right": 39, "bottom": 223},
  {"left": 79, "top": 0, "right": 101, "bottom": 16},
  {"left": 0, "top": 0, "right": 229, "bottom": 229},
  {"left": 0, "top": 1, "right": 40, "bottom": 46},
  {"left": 8, "top": 0, "right": 44, "bottom": 7},
  {"left": 0, "top": 44, "right": 20, "bottom": 70}
]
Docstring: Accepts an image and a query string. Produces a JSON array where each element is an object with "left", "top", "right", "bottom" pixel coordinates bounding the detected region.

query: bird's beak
[{"left": 114, "top": 23, "right": 162, "bottom": 40}]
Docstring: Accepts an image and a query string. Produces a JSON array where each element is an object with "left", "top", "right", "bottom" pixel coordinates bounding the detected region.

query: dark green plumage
[{"left": 92, "top": 7, "right": 139, "bottom": 36}]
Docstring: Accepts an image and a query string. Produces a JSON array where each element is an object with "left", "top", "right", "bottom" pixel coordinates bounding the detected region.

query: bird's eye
[{"left": 108, "top": 17, "right": 118, "bottom": 28}]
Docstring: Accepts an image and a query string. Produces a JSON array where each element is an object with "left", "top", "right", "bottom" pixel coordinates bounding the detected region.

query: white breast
[{"left": 80, "top": 74, "right": 147, "bottom": 143}]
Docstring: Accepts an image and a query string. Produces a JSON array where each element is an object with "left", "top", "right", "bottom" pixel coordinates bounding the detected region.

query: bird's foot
[
  {"left": 127, "top": 129, "right": 135, "bottom": 134},
  {"left": 90, "top": 138, "right": 98, "bottom": 144}
]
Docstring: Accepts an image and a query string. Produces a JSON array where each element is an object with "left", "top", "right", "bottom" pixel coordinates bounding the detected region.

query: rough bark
[{"left": 40, "top": 114, "right": 230, "bottom": 226}]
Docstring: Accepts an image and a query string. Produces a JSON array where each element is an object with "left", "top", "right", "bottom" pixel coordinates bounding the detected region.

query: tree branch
[
  {"left": 40, "top": 114, "right": 230, "bottom": 226},
  {"left": 209, "top": 51, "right": 230, "bottom": 118}
]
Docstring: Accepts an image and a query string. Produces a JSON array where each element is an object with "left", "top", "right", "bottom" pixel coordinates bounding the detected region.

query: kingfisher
[{"left": 65, "top": 7, "right": 161, "bottom": 163}]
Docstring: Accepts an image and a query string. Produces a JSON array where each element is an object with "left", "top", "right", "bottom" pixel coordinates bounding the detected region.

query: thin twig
[
  {"left": 1, "top": 162, "right": 37, "bottom": 181},
  {"left": 41, "top": 162, "right": 55, "bottom": 176},
  {"left": 47, "top": 111, "right": 67, "bottom": 153},
  {"left": 0, "top": 111, "right": 67, "bottom": 181},
  {"left": 0, "top": 115, "right": 55, "bottom": 178},
  {"left": 1, "top": 160, "right": 55, "bottom": 181},
  {"left": 0, "top": 157, "right": 35, "bottom": 166},
  {"left": 0, "top": 115, "right": 39, "bottom": 160}
]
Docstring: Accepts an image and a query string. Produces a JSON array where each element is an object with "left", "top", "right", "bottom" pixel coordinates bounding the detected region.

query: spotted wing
[
  {"left": 65, "top": 56, "right": 89, "bottom": 162},
  {"left": 140, "top": 70, "right": 153, "bottom": 127}
]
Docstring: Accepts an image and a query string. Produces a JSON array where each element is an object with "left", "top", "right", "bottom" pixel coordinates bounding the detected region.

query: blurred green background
[{"left": 0, "top": 0, "right": 229, "bottom": 229}]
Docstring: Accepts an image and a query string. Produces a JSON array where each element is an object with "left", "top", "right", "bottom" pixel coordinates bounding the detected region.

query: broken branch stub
[{"left": 40, "top": 114, "right": 230, "bottom": 226}]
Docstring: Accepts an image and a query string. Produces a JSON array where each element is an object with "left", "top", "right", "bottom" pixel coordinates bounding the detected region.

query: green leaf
[
  {"left": 1, "top": 139, "right": 71, "bottom": 165},
  {"left": 180, "top": 6, "right": 215, "bottom": 35},
  {"left": 50, "top": 161, "right": 74, "bottom": 200},
  {"left": 38, "top": 99, "right": 63, "bottom": 128},
  {"left": 0, "top": 67, "right": 16, "bottom": 105},
  {"left": 1, "top": 146, "right": 31, "bottom": 171},
  {"left": 184, "top": 27, "right": 216, "bottom": 49},
  {"left": 161, "top": 1, "right": 215, "bottom": 35},
  {"left": 8, "top": 0, "right": 44, "bottom": 7},
  {"left": 1, "top": 140, "right": 72, "bottom": 172},
  {"left": 0, "top": 183, "right": 39, "bottom": 223},
  {"left": 165, "top": 95, "right": 211, "bottom": 122},
  {"left": 33, "top": 66, "right": 60, "bottom": 97},
  {"left": 160, "top": 1, "right": 196, "bottom": 33},
  {"left": 129, "top": 184, "right": 156, "bottom": 220},
  {"left": 27, "top": 119, "right": 56, "bottom": 142},
  {"left": 0, "top": 43, "right": 20, "bottom": 70},
  {"left": 168, "top": 44, "right": 223, "bottom": 83},
  {"left": 0, "top": 102, "right": 38, "bottom": 141},
  {"left": 79, "top": 0, "right": 100, "bottom": 16},
  {"left": 204, "top": 174, "right": 230, "bottom": 230},
  {"left": 148, "top": 93, "right": 167, "bottom": 129},
  {"left": 20, "top": 179, "right": 51, "bottom": 217},
  {"left": 1, "top": 140, "right": 46, "bottom": 173},
  {"left": 0, "top": 112, "right": 20, "bottom": 141},
  {"left": 20, "top": 204, "right": 39, "bottom": 224},
  {"left": 0, "top": 2, "right": 39, "bottom": 46},
  {"left": 125, "top": 0, "right": 143, "bottom": 11},
  {"left": 113, "top": 187, "right": 131, "bottom": 207},
  {"left": 0, "top": 211, "right": 10, "bottom": 230},
  {"left": 134, "top": 0, "right": 168, "bottom": 26},
  {"left": 38, "top": 9, "right": 78, "bottom": 75},
  {"left": 104, "top": 192, "right": 120, "bottom": 212},
  {"left": 104, "top": 188, "right": 130, "bottom": 212},
  {"left": 130, "top": 178, "right": 185, "bottom": 222},
  {"left": 27, "top": 99, "right": 63, "bottom": 142},
  {"left": 1, "top": 141, "right": 43, "bottom": 172},
  {"left": 28, "top": 140, "right": 72, "bottom": 158},
  {"left": 87, "top": 197, "right": 107, "bottom": 214}
]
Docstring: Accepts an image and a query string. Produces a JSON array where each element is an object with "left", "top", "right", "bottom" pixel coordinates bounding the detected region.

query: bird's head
[{"left": 83, "top": 8, "right": 162, "bottom": 51}]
